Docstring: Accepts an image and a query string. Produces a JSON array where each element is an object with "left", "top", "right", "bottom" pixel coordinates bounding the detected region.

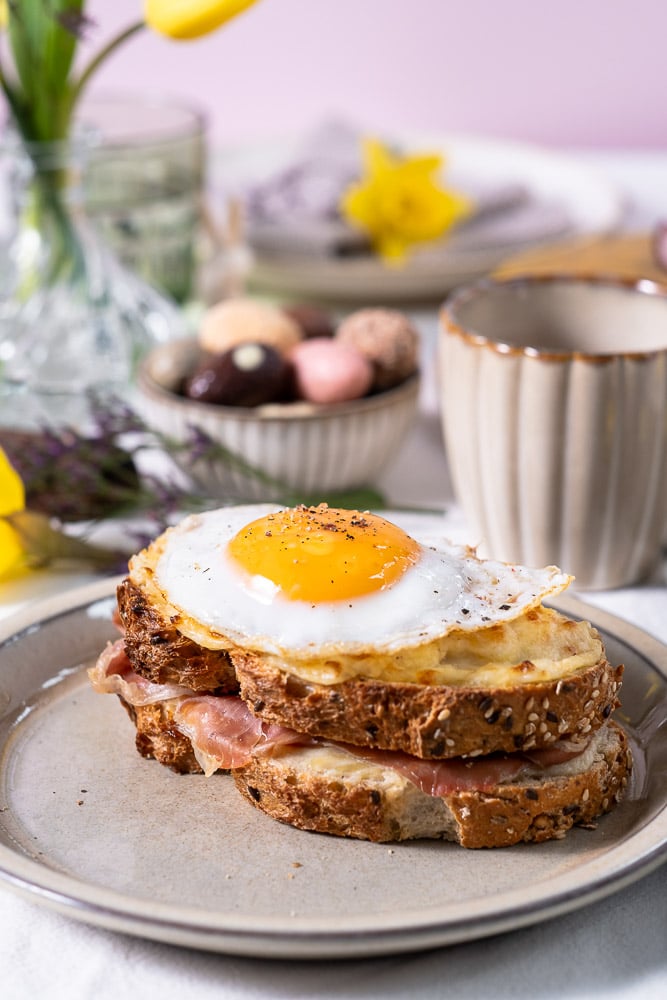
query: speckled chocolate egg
[
  {"left": 336, "top": 308, "right": 419, "bottom": 390},
  {"left": 282, "top": 303, "right": 335, "bottom": 340},
  {"left": 290, "top": 337, "right": 373, "bottom": 404},
  {"left": 184, "top": 343, "right": 294, "bottom": 407},
  {"left": 199, "top": 298, "right": 302, "bottom": 356}
]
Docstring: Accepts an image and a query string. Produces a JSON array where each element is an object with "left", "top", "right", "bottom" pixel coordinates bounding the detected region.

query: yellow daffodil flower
[
  {"left": 0, "top": 448, "right": 26, "bottom": 578},
  {"left": 341, "top": 139, "right": 472, "bottom": 262},
  {"left": 144, "top": 0, "right": 259, "bottom": 40}
]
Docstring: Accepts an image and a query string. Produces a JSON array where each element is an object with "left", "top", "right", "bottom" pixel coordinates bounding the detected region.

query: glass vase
[{"left": 0, "top": 129, "right": 185, "bottom": 429}]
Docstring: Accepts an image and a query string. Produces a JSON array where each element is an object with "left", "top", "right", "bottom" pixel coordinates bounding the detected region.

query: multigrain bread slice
[
  {"left": 120, "top": 509, "right": 622, "bottom": 763},
  {"left": 116, "top": 578, "right": 238, "bottom": 693},
  {"left": 233, "top": 649, "right": 623, "bottom": 760},
  {"left": 117, "top": 691, "right": 631, "bottom": 849},
  {"left": 233, "top": 722, "right": 632, "bottom": 848},
  {"left": 120, "top": 698, "right": 203, "bottom": 774}
]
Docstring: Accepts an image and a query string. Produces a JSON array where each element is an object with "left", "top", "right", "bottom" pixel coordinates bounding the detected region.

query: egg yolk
[{"left": 226, "top": 505, "right": 420, "bottom": 602}]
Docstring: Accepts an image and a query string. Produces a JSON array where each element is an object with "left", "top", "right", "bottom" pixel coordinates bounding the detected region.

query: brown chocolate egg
[
  {"left": 184, "top": 343, "right": 294, "bottom": 407},
  {"left": 282, "top": 303, "right": 335, "bottom": 340}
]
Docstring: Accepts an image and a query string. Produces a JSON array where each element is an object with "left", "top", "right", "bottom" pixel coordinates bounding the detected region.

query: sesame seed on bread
[
  {"left": 233, "top": 721, "right": 631, "bottom": 847},
  {"left": 232, "top": 648, "right": 622, "bottom": 760}
]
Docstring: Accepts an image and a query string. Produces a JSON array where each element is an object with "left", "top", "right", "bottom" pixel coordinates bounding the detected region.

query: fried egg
[{"left": 136, "top": 504, "right": 572, "bottom": 658}]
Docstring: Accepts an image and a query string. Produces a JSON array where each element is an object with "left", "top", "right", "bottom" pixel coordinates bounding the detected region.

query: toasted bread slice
[
  {"left": 120, "top": 698, "right": 204, "bottom": 774},
  {"left": 117, "top": 574, "right": 622, "bottom": 760},
  {"left": 116, "top": 578, "right": 238, "bottom": 693},
  {"left": 119, "top": 693, "right": 630, "bottom": 848},
  {"left": 234, "top": 722, "right": 631, "bottom": 848},
  {"left": 233, "top": 648, "right": 622, "bottom": 760}
]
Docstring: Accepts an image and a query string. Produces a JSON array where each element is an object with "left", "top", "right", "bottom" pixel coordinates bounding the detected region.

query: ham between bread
[
  {"left": 90, "top": 639, "right": 193, "bottom": 705},
  {"left": 89, "top": 640, "right": 590, "bottom": 795}
]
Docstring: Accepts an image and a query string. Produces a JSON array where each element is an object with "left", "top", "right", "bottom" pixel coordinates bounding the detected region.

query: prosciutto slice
[
  {"left": 90, "top": 650, "right": 588, "bottom": 794},
  {"left": 174, "top": 696, "right": 312, "bottom": 776},
  {"left": 168, "top": 694, "right": 586, "bottom": 793},
  {"left": 343, "top": 743, "right": 583, "bottom": 796},
  {"left": 88, "top": 639, "right": 194, "bottom": 706}
]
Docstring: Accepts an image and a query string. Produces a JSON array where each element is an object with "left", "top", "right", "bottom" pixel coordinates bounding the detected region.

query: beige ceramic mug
[{"left": 439, "top": 276, "right": 667, "bottom": 589}]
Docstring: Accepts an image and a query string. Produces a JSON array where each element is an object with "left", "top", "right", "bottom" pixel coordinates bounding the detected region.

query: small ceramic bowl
[
  {"left": 137, "top": 337, "right": 420, "bottom": 501},
  {"left": 439, "top": 275, "right": 667, "bottom": 589}
]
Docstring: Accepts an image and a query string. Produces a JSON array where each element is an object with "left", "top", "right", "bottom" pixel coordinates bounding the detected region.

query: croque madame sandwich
[{"left": 89, "top": 504, "right": 631, "bottom": 849}]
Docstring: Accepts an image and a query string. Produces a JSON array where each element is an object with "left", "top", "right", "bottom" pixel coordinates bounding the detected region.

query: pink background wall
[{"left": 85, "top": 0, "right": 667, "bottom": 150}]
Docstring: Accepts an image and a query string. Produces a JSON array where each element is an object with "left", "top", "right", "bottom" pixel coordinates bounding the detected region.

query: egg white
[{"left": 150, "top": 505, "right": 571, "bottom": 657}]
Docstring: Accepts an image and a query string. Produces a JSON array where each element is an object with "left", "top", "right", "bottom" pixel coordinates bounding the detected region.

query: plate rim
[{"left": 0, "top": 577, "right": 666, "bottom": 959}]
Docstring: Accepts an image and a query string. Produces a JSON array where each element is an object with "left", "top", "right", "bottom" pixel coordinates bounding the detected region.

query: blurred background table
[{"left": 1, "top": 149, "right": 667, "bottom": 1000}]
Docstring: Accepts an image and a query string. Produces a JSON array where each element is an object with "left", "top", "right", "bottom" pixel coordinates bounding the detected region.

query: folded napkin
[{"left": 243, "top": 121, "right": 572, "bottom": 259}]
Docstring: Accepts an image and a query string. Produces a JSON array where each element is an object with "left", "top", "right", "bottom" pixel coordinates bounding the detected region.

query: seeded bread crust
[
  {"left": 120, "top": 698, "right": 204, "bottom": 774},
  {"left": 117, "top": 578, "right": 238, "bottom": 693},
  {"left": 233, "top": 722, "right": 631, "bottom": 847},
  {"left": 233, "top": 652, "right": 623, "bottom": 760}
]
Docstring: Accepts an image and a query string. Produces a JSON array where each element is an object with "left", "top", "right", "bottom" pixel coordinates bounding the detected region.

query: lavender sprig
[{"left": 0, "top": 393, "right": 385, "bottom": 542}]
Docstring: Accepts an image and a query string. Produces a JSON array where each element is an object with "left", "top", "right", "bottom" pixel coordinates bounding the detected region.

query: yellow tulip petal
[
  {"left": 0, "top": 447, "right": 25, "bottom": 516},
  {"left": 144, "top": 0, "right": 259, "bottom": 40},
  {"left": 0, "top": 520, "right": 24, "bottom": 578}
]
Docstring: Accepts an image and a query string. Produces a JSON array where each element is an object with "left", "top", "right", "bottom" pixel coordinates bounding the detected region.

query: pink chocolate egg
[{"left": 291, "top": 337, "right": 373, "bottom": 404}]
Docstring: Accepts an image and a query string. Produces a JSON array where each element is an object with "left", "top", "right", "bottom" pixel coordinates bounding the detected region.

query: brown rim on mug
[{"left": 440, "top": 274, "right": 667, "bottom": 363}]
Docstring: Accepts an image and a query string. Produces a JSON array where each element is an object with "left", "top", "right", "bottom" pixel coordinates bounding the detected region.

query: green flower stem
[
  {"left": 70, "top": 21, "right": 145, "bottom": 111},
  {"left": 0, "top": 13, "right": 146, "bottom": 299},
  {"left": 5, "top": 511, "right": 126, "bottom": 571},
  {"left": 1, "top": 12, "right": 145, "bottom": 142},
  {"left": 11, "top": 151, "right": 86, "bottom": 301}
]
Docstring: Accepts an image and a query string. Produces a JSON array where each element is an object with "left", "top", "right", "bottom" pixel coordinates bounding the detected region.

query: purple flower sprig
[{"left": 0, "top": 392, "right": 385, "bottom": 545}]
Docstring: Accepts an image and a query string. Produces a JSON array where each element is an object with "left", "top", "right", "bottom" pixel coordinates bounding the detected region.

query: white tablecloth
[{"left": 2, "top": 149, "right": 667, "bottom": 999}]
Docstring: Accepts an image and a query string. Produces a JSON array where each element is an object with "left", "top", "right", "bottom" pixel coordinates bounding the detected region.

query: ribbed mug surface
[{"left": 439, "top": 278, "right": 667, "bottom": 589}]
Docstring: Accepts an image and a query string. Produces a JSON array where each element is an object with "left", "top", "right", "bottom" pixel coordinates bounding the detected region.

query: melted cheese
[{"left": 243, "top": 606, "right": 602, "bottom": 687}]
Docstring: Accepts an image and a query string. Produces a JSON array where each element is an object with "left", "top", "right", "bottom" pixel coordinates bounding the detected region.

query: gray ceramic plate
[{"left": 0, "top": 579, "right": 665, "bottom": 960}]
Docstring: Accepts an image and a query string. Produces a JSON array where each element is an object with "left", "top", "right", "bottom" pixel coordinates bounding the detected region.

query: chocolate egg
[
  {"left": 199, "top": 298, "right": 302, "bottom": 356},
  {"left": 184, "top": 343, "right": 294, "bottom": 407},
  {"left": 290, "top": 338, "right": 373, "bottom": 404},
  {"left": 336, "top": 308, "right": 419, "bottom": 390},
  {"left": 282, "top": 303, "right": 335, "bottom": 340}
]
